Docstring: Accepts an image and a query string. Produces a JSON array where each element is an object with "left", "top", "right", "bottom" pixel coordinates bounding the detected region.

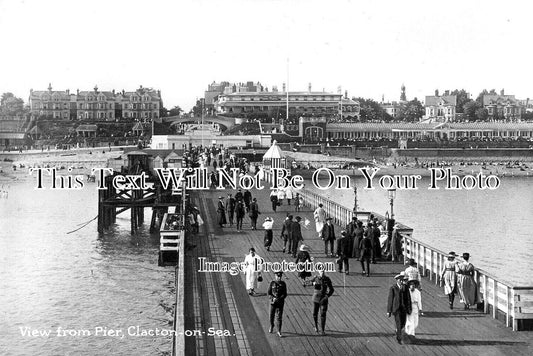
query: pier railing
[
  {"left": 298, "top": 187, "right": 533, "bottom": 331},
  {"left": 298, "top": 187, "right": 413, "bottom": 236},
  {"left": 403, "top": 236, "right": 533, "bottom": 331},
  {"left": 171, "top": 183, "right": 187, "bottom": 356}
]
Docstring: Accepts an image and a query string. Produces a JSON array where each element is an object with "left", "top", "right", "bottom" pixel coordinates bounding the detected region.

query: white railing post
[
  {"left": 492, "top": 279, "right": 497, "bottom": 318},
  {"left": 483, "top": 275, "right": 489, "bottom": 314},
  {"left": 512, "top": 290, "right": 518, "bottom": 331},
  {"left": 506, "top": 285, "right": 511, "bottom": 328},
  {"left": 422, "top": 246, "right": 427, "bottom": 277},
  {"left": 429, "top": 250, "right": 434, "bottom": 281}
]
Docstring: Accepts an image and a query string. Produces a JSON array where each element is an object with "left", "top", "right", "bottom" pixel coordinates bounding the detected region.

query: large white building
[{"left": 215, "top": 88, "right": 360, "bottom": 121}]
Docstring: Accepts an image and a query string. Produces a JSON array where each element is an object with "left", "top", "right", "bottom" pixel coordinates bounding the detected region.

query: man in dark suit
[
  {"left": 280, "top": 215, "right": 293, "bottom": 254},
  {"left": 321, "top": 217, "right": 336, "bottom": 257},
  {"left": 345, "top": 217, "right": 358, "bottom": 258},
  {"left": 310, "top": 270, "right": 334, "bottom": 335},
  {"left": 387, "top": 273, "right": 412, "bottom": 344},
  {"left": 290, "top": 216, "right": 303, "bottom": 257},
  {"left": 226, "top": 193, "right": 236, "bottom": 226},
  {"left": 336, "top": 231, "right": 351, "bottom": 274}
]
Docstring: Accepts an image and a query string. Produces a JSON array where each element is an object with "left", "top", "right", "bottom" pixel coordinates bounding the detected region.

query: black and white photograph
[{"left": 1, "top": 0, "right": 533, "bottom": 355}]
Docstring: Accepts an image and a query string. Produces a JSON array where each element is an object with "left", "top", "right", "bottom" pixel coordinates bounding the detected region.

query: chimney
[
  {"left": 308, "top": 83, "right": 312, "bottom": 92},
  {"left": 112, "top": 89, "right": 115, "bottom": 95},
  {"left": 435, "top": 89, "right": 439, "bottom": 96},
  {"left": 66, "top": 89, "right": 70, "bottom": 95},
  {"left": 345, "top": 90, "right": 348, "bottom": 99},
  {"left": 282, "top": 83, "right": 286, "bottom": 92},
  {"left": 501, "top": 88, "right": 505, "bottom": 96},
  {"left": 444, "top": 90, "right": 449, "bottom": 96},
  {"left": 76, "top": 89, "right": 79, "bottom": 95}
]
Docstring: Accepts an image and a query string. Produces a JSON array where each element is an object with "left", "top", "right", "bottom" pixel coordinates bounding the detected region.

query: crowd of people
[{"left": 182, "top": 146, "right": 482, "bottom": 344}]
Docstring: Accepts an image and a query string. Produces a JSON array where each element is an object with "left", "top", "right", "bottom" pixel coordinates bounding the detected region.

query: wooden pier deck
[{"left": 183, "top": 187, "right": 532, "bottom": 356}]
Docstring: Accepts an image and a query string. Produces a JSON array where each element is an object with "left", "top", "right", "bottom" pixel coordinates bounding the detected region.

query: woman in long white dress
[
  {"left": 313, "top": 204, "right": 326, "bottom": 239},
  {"left": 244, "top": 248, "right": 263, "bottom": 295},
  {"left": 405, "top": 280, "right": 423, "bottom": 338},
  {"left": 440, "top": 251, "right": 458, "bottom": 309}
]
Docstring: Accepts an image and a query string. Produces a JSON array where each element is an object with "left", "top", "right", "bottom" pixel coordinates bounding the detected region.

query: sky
[{"left": 0, "top": 0, "right": 531, "bottom": 111}]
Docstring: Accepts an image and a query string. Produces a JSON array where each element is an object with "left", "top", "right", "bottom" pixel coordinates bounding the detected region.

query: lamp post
[
  {"left": 388, "top": 188, "right": 396, "bottom": 219},
  {"left": 201, "top": 98, "right": 205, "bottom": 148},
  {"left": 352, "top": 185, "right": 358, "bottom": 216}
]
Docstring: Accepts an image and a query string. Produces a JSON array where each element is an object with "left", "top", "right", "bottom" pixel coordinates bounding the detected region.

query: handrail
[{"left": 297, "top": 184, "right": 533, "bottom": 331}]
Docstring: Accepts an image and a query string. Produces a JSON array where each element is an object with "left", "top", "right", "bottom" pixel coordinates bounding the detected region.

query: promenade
[{"left": 183, "top": 187, "right": 532, "bottom": 356}]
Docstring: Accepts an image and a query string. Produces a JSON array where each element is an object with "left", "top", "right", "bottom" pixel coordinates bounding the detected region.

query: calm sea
[
  {"left": 309, "top": 176, "right": 533, "bottom": 286},
  {"left": 0, "top": 179, "right": 174, "bottom": 355}
]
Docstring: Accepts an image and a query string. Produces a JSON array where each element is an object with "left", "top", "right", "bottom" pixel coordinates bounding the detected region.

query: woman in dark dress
[
  {"left": 295, "top": 244, "right": 312, "bottom": 286},
  {"left": 359, "top": 234, "right": 372, "bottom": 276},
  {"left": 352, "top": 221, "right": 364, "bottom": 260},
  {"left": 249, "top": 198, "right": 260, "bottom": 230}
]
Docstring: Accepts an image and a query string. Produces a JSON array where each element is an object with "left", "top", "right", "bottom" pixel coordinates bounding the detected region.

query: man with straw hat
[
  {"left": 387, "top": 272, "right": 412, "bottom": 344},
  {"left": 262, "top": 217, "right": 274, "bottom": 251}
]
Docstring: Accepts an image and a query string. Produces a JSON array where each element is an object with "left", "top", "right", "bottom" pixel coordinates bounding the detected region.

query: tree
[
  {"left": 522, "top": 111, "right": 533, "bottom": 121},
  {"left": 475, "top": 89, "right": 497, "bottom": 106},
  {"left": 168, "top": 106, "right": 183, "bottom": 117},
  {"left": 449, "top": 89, "right": 471, "bottom": 113},
  {"left": 0, "top": 92, "right": 25, "bottom": 117},
  {"left": 353, "top": 97, "right": 393, "bottom": 122},
  {"left": 396, "top": 98, "right": 425, "bottom": 122},
  {"left": 463, "top": 101, "right": 481, "bottom": 121},
  {"left": 475, "top": 108, "right": 488, "bottom": 121},
  {"left": 191, "top": 99, "right": 203, "bottom": 118}
]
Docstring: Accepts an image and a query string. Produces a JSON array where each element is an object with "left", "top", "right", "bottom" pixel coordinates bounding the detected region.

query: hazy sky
[{"left": 0, "top": 0, "right": 530, "bottom": 111}]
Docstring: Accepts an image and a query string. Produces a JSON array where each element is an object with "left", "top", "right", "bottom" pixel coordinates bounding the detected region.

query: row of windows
[
  {"left": 33, "top": 104, "right": 69, "bottom": 110},
  {"left": 124, "top": 103, "right": 159, "bottom": 110},
  {"left": 123, "top": 111, "right": 159, "bottom": 119},
  {"left": 226, "top": 106, "right": 339, "bottom": 113},
  {"left": 428, "top": 108, "right": 454, "bottom": 115},
  {"left": 38, "top": 96, "right": 68, "bottom": 101},
  {"left": 488, "top": 107, "right": 521, "bottom": 115},
  {"left": 226, "top": 96, "right": 340, "bottom": 102},
  {"left": 78, "top": 103, "right": 113, "bottom": 110},
  {"left": 78, "top": 112, "right": 115, "bottom": 120}
]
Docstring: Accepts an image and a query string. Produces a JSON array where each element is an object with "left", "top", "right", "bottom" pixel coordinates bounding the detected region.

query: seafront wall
[
  {"left": 394, "top": 148, "right": 533, "bottom": 160},
  {"left": 279, "top": 143, "right": 533, "bottom": 161}
]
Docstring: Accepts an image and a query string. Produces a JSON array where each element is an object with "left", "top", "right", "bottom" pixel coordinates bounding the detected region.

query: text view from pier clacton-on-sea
[{"left": 1, "top": 1, "right": 533, "bottom": 355}]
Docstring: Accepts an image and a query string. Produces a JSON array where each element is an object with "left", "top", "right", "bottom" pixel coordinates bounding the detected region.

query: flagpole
[{"left": 286, "top": 58, "right": 289, "bottom": 124}]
